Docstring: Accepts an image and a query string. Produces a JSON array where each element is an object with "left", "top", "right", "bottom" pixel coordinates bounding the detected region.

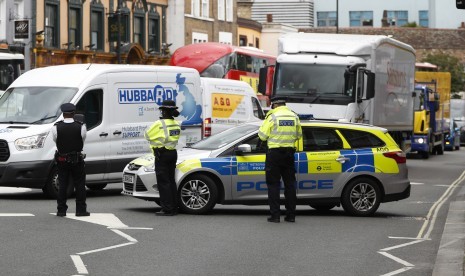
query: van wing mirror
[{"left": 74, "top": 113, "right": 86, "bottom": 124}]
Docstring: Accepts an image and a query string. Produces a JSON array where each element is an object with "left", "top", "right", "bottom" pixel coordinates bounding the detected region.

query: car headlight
[
  {"left": 415, "top": 138, "right": 424, "bottom": 144},
  {"left": 143, "top": 163, "right": 155, "bottom": 172},
  {"left": 15, "top": 132, "right": 48, "bottom": 151}
]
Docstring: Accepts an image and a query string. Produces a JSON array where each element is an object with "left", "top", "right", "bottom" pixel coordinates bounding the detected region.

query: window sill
[{"left": 185, "top": 14, "right": 214, "bottom": 22}]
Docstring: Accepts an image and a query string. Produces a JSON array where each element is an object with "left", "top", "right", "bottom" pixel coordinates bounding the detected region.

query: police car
[{"left": 122, "top": 121, "right": 410, "bottom": 216}]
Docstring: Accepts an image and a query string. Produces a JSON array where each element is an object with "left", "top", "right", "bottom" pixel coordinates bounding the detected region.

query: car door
[
  {"left": 230, "top": 134, "right": 268, "bottom": 201},
  {"left": 297, "top": 126, "right": 354, "bottom": 198}
]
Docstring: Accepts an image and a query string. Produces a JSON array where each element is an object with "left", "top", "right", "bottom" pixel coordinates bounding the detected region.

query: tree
[{"left": 422, "top": 53, "right": 465, "bottom": 92}]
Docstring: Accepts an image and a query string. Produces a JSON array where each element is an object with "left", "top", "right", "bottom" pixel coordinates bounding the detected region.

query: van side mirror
[{"left": 74, "top": 113, "right": 86, "bottom": 124}]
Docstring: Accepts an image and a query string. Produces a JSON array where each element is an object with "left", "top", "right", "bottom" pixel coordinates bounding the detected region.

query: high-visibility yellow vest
[
  {"left": 144, "top": 119, "right": 181, "bottom": 150},
  {"left": 258, "top": 106, "right": 302, "bottom": 149}
]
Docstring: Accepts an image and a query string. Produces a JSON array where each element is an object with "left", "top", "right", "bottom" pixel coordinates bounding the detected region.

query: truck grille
[{"left": 0, "top": 140, "right": 9, "bottom": 161}]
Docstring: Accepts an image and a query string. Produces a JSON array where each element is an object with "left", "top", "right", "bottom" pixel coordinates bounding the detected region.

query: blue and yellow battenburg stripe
[{"left": 177, "top": 147, "right": 399, "bottom": 176}]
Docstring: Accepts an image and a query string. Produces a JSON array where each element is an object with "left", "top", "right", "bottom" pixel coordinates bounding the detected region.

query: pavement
[{"left": 432, "top": 183, "right": 465, "bottom": 276}]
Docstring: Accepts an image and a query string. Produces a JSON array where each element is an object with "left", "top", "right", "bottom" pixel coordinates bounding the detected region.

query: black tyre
[
  {"left": 309, "top": 203, "right": 338, "bottom": 212},
  {"left": 178, "top": 174, "right": 218, "bottom": 214},
  {"left": 86, "top": 183, "right": 107, "bottom": 191},
  {"left": 42, "top": 166, "right": 74, "bottom": 199},
  {"left": 341, "top": 177, "right": 381, "bottom": 216},
  {"left": 437, "top": 143, "right": 444, "bottom": 155},
  {"left": 420, "top": 150, "right": 429, "bottom": 159}
]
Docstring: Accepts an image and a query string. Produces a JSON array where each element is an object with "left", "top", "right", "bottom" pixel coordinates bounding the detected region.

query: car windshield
[
  {"left": 0, "top": 86, "right": 78, "bottom": 124},
  {"left": 190, "top": 124, "right": 259, "bottom": 150}
]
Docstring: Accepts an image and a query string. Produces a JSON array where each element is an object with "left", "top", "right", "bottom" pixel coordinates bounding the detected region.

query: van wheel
[
  {"left": 178, "top": 174, "right": 218, "bottom": 215},
  {"left": 86, "top": 184, "right": 107, "bottom": 191},
  {"left": 309, "top": 203, "right": 338, "bottom": 211},
  {"left": 341, "top": 177, "right": 380, "bottom": 216},
  {"left": 42, "top": 167, "right": 74, "bottom": 199}
]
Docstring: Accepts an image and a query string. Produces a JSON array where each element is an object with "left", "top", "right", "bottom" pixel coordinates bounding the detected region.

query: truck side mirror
[
  {"left": 365, "top": 72, "right": 375, "bottom": 99},
  {"left": 258, "top": 67, "right": 268, "bottom": 94}
]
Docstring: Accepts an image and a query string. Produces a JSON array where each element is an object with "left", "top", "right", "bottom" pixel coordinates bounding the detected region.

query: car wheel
[
  {"left": 178, "top": 174, "right": 218, "bottom": 215},
  {"left": 341, "top": 177, "right": 381, "bottom": 216},
  {"left": 309, "top": 203, "right": 338, "bottom": 211},
  {"left": 42, "top": 166, "right": 74, "bottom": 199},
  {"left": 86, "top": 183, "right": 107, "bottom": 191}
]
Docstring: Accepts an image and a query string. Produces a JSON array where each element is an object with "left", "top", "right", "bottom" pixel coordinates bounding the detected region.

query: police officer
[
  {"left": 258, "top": 97, "right": 302, "bottom": 223},
  {"left": 52, "top": 103, "right": 89, "bottom": 217},
  {"left": 145, "top": 100, "right": 181, "bottom": 216}
]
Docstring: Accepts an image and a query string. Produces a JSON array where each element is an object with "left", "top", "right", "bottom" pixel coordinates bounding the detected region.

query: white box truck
[
  {"left": 258, "top": 33, "right": 416, "bottom": 151},
  {"left": 0, "top": 64, "right": 264, "bottom": 197}
]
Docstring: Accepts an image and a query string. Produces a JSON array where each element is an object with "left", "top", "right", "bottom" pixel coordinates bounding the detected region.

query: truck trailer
[{"left": 258, "top": 33, "right": 416, "bottom": 152}]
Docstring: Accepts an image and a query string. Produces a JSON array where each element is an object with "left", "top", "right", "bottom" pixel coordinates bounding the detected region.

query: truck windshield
[
  {"left": 274, "top": 63, "right": 353, "bottom": 104},
  {"left": 0, "top": 87, "right": 78, "bottom": 124}
]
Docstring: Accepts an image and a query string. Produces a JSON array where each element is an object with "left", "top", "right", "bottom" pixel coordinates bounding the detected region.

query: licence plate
[{"left": 123, "top": 174, "right": 135, "bottom": 184}]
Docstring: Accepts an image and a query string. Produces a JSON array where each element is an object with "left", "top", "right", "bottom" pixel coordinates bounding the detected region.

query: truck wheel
[
  {"left": 86, "top": 184, "right": 107, "bottom": 191},
  {"left": 341, "top": 177, "right": 381, "bottom": 216},
  {"left": 42, "top": 167, "right": 74, "bottom": 199},
  {"left": 421, "top": 151, "right": 429, "bottom": 159},
  {"left": 437, "top": 144, "right": 444, "bottom": 155},
  {"left": 309, "top": 203, "right": 338, "bottom": 211},
  {"left": 178, "top": 174, "right": 218, "bottom": 215}
]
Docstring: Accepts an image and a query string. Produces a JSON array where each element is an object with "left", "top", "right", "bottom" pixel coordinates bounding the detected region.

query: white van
[{"left": 0, "top": 64, "right": 264, "bottom": 197}]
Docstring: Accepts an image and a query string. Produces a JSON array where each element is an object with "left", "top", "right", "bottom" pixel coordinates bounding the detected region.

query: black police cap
[
  {"left": 159, "top": 100, "right": 179, "bottom": 109},
  {"left": 270, "top": 97, "right": 286, "bottom": 104},
  {"left": 60, "top": 103, "right": 76, "bottom": 113}
]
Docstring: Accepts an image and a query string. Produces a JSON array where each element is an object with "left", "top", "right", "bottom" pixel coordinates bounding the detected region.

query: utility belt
[
  {"left": 268, "top": 147, "right": 296, "bottom": 154},
  {"left": 55, "top": 151, "right": 86, "bottom": 164},
  {"left": 152, "top": 147, "right": 175, "bottom": 159}
]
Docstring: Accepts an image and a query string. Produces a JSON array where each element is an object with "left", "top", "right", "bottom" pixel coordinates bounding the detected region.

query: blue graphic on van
[{"left": 176, "top": 74, "right": 202, "bottom": 125}]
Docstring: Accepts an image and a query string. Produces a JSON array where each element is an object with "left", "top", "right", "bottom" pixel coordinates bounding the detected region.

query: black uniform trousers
[
  {"left": 57, "top": 161, "right": 87, "bottom": 213},
  {"left": 154, "top": 148, "right": 178, "bottom": 213},
  {"left": 265, "top": 148, "right": 297, "bottom": 218}
]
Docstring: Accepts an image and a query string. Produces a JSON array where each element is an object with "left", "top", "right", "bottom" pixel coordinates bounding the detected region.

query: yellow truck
[{"left": 411, "top": 71, "right": 451, "bottom": 158}]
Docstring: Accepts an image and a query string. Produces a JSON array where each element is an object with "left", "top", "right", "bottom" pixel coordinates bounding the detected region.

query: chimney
[
  {"left": 381, "top": 10, "right": 389, "bottom": 27},
  {"left": 266, "top": 14, "right": 273, "bottom": 23}
]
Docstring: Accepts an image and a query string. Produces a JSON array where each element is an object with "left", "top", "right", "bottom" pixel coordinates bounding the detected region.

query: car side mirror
[{"left": 235, "top": 144, "right": 252, "bottom": 155}]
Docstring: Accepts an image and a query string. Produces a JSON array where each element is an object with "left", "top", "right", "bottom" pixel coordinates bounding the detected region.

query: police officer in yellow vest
[
  {"left": 145, "top": 100, "right": 181, "bottom": 216},
  {"left": 258, "top": 97, "right": 302, "bottom": 223}
]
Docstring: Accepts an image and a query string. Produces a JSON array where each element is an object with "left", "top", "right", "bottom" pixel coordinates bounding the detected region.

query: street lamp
[{"left": 336, "top": 0, "right": 339, "bottom": 34}]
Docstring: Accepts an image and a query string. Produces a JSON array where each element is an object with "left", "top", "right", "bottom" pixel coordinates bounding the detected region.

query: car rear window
[{"left": 339, "top": 129, "right": 385, "bottom": 148}]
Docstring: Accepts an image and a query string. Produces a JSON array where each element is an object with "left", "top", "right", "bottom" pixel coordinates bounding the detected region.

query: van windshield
[
  {"left": 190, "top": 124, "right": 259, "bottom": 150},
  {"left": 0, "top": 87, "right": 78, "bottom": 124}
]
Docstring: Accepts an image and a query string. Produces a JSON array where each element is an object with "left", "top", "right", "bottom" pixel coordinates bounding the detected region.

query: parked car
[{"left": 122, "top": 121, "right": 411, "bottom": 217}]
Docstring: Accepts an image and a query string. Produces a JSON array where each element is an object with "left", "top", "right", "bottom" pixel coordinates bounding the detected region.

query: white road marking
[
  {"left": 111, "top": 229, "right": 137, "bottom": 243},
  {"left": 378, "top": 252, "right": 414, "bottom": 267},
  {"left": 49, "top": 213, "right": 128, "bottom": 228},
  {"left": 380, "top": 239, "right": 425, "bottom": 252},
  {"left": 0, "top": 213, "right": 34, "bottom": 216},
  {"left": 434, "top": 185, "right": 451, "bottom": 187},
  {"left": 70, "top": 255, "right": 88, "bottom": 274},
  {"left": 78, "top": 242, "right": 135, "bottom": 256},
  {"left": 0, "top": 187, "right": 33, "bottom": 194},
  {"left": 380, "top": 267, "right": 414, "bottom": 276},
  {"left": 417, "top": 169, "right": 465, "bottom": 239},
  {"left": 410, "top": 182, "right": 424, "bottom": 185},
  {"left": 388, "top": 236, "right": 430, "bottom": 240}
]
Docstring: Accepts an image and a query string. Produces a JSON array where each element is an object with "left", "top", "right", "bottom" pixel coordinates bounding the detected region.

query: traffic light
[{"left": 457, "top": 0, "right": 465, "bottom": 9}]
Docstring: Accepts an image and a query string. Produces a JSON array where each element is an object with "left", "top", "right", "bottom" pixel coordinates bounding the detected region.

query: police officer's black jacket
[{"left": 55, "top": 121, "right": 84, "bottom": 154}]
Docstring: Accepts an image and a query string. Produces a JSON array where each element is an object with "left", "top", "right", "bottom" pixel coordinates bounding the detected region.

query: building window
[
  {"left": 45, "top": 1, "right": 59, "bottom": 48},
  {"left": 90, "top": 8, "right": 104, "bottom": 50},
  {"left": 192, "top": 32, "right": 208, "bottom": 44},
  {"left": 419, "top": 10, "right": 428, "bottom": 27},
  {"left": 387, "top": 10, "right": 408, "bottom": 27},
  {"left": 134, "top": 15, "right": 145, "bottom": 49},
  {"left": 255, "top": 38, "right": 259, "bottom": 48},
  {"left": 349, "top": 11, "right": 373, "bottom": 27},
  {"left": 317, "top": 11, "right": 336, "bottom": 27},
  {"left": 68, "top": 6, "right": 81, "bottom": 49},
  {"left": 202, "top": 0, "right": 209, "bottom": 18},
  {"left": 226, "top": 0, "right": 233, "bottom": 22},
  {"left": 218, "top": 0, "right": 225, "bottom": 21},
  {"left": 239, "top": 35, "right": 247, "bottom": 46},
  {"left": 148, "top": 11, "right": 160, "bottom": 53},
  {"left": 219, "top": 32, "right": 232, "bottom": 45}
]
